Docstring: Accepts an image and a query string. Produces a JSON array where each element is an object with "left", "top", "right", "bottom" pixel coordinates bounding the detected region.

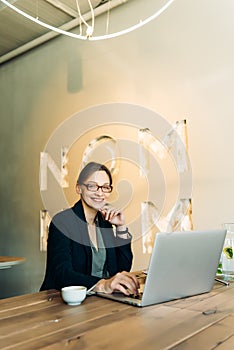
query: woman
[{"left": 40, "top": 162, "right": 139, "bottom": 295}]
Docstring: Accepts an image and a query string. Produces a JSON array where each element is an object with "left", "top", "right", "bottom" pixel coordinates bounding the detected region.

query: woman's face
[{"left": 76, "top": 170, "right": 111, "bottom": 211}]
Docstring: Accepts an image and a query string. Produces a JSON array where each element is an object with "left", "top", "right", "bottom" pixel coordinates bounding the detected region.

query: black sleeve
[
  {"left": 40, "top": 222, "right": 100, "bottom": 291},
  {"left": 115, "top": 234, "right": 133, "bottom": 272},
  {"left": 104, "top": 231, "right": 133, "bottom": 276}
]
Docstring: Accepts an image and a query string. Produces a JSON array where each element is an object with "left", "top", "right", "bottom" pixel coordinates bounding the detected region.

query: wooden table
[
  {"left": 0, "top": 256, "right": 26, "bottom": 270},
  {"left": 1, "top": 281, "right": 234, "bottom": 349}
]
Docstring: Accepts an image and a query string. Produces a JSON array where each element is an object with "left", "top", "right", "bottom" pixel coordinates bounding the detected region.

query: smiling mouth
[{"left": 91, "top": 197, "right": 104, "bottom": 202}]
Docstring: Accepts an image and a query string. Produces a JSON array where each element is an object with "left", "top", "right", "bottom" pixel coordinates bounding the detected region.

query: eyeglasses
[{"left": 82, "top": 183, "right": 113, "bottom": 193}]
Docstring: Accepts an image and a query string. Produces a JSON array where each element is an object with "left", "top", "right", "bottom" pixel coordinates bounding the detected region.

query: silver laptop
[{"left": 96, "top": 229, "right": 227, "bottom": 307}]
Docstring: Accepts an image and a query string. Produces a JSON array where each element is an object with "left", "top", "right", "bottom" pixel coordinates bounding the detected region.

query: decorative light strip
[
  {"left": 91, "top": 0, "right": 176, "bottom": 41},
  {"left": 0, "top": 0, "right": 176, "bottom": 41}
]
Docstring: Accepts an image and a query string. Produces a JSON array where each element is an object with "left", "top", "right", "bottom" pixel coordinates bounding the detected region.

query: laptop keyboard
[{"left": 129, "top": 292, "right": 143, "bottom": 300}]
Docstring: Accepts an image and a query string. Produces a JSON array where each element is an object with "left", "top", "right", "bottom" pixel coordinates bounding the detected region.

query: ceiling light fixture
[{"left": 0, "top": 0, "right": 176, "bottom": 41}]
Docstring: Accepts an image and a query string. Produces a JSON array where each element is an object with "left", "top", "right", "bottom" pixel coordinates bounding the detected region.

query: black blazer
[{"left": 40, "top": 200, "right": 133, "bottom": 291}]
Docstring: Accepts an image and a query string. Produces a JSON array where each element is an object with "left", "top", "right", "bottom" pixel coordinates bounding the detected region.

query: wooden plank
[
  {"left": 1, "top": 299, "right": 229, "bottom": 350},
  {"left": 167, "top": 314, "right": 234, "bottom": 349},
  {"left": 1, "top": 283, "right": 234, "bottom": 349},
  {"left": 0, "top": 290, "right": 59, "bottom": 313},
  {"left": 36, "top": 304, "right": 231, "bottom": 350},
  {"left": 171, "top": 286, "right": 234, "bottom": 315},
  {"left": 0, "top": 256, "right": 25, "bottom": 263},
  {"left": 0, "top": 256, "right": 26, "bottom": 269},
  {"left": 0, "top": 292, "right": 62, "bottom": 319},
  {"left": 39, "top": 289, "right": 234, "bottom": 350},
  {"left": 0, "top": 296, "right": 132, "bottom": 349},
  {"left": 167, "top": 282, "right": 234, "bottom": 312}
]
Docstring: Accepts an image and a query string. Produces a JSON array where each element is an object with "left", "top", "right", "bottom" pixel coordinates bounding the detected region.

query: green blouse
[{"left": 90, "top": 225, "right": 109, "bottom": 278}]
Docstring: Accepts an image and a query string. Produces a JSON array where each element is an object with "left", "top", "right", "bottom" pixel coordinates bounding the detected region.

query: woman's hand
[
  {"left": 94, "top": 271, "right": 139, "bottom": 295},
  {"left": 99, "top": 204, "right": 126, "bottom": 228}
]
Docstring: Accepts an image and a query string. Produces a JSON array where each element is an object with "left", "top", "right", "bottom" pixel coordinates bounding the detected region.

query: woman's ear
[{"left": 76, "top": 184, "right": 82, "bottom": 195}]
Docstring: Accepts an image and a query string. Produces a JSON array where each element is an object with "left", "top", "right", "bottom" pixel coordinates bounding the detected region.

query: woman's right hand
[{"left": 94, "top": 271, "right": 139, "bottom": 295}]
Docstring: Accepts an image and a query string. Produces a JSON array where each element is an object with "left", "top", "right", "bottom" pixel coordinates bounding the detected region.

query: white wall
[{"left": 1, "top": 0, "right": 234, "bottom": 295}]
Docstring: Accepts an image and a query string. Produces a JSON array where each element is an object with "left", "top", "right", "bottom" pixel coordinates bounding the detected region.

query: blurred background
[{"left": 0, "top": 0, "right": 234, "bottom": 298}]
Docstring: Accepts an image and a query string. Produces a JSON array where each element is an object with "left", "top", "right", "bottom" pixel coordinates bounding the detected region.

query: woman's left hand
[
  {"left": 94, "top": 271, "right": 140, "bottom": 295},
  {"left": 99, "top": 205, "right": 125, "bottom": 227}
]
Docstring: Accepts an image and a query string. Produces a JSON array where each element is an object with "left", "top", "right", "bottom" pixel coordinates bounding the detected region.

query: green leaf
[{"left": 223, "top": 247, "right": 233, "bottom": 259}]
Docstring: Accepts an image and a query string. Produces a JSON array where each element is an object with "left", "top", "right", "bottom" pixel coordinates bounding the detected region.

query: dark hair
[{"left": 77, "top": 162, "right": 112, "bottom": 186}]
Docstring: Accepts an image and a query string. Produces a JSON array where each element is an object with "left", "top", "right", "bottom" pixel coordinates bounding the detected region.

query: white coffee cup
[{"left": 61, "top": 286, "right": 87, "bottom": 306}]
